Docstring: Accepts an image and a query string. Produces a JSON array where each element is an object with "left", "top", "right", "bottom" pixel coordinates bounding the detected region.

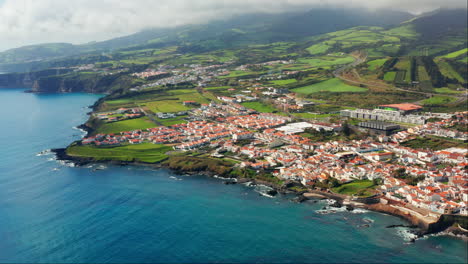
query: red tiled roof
[{"left": 380, "top": 103, "right": 423, "bottom": 111}]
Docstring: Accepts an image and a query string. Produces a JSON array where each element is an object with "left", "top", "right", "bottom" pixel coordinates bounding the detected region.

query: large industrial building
[
  {"left": 358, "top": 121, "right": 401, "bottom": 135},
  {"left": 341, "top": 105, "right": 427, "bottom": 125},
  {"left": 378, "top": 103, "right": 423, "bottom": 114}
]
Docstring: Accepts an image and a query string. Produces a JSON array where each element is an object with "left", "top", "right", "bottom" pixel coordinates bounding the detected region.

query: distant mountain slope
[
  {"left": 0, "top": 8, "right": 414, "bottom": 69},
  {"left": 405, "top": 9, "right": 468, "bottom": 40},
  {"left": 0, "top": 43, "right": 85, "bottom": 64}
]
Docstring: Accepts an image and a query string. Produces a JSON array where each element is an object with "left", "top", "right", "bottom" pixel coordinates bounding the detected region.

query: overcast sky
[{"left": 0, "top": 0, "right": 466, "bottom": 51}]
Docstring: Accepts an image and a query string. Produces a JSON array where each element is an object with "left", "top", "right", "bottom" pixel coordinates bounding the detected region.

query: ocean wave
[
  {"left": 72, "top": 126, "right": 87, "bottom": 138},
  {"left": 57, "top": 160, "right": 76, "bottom": 167},
  {"left": 395, "top": 227, "right": 419, "bottom": 242},
  {"left": 36, "top": 149, "right": 52, "bottom": 156},
  {"left": 213, "top": 175, "right": 237, "bottom": 182},
  {"left": 315, "top": 206, "right": 348, "bottom": 214},
  {"left": 315, "top": 206, "right": 369, "bottom": 215},
  {"left": 349, "top": 208, "right": 370, "bottom": 214}
]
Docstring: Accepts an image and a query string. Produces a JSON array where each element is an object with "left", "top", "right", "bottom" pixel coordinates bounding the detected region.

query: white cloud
[{"left": 0, "top": 0, "right": 466, "bottom": 51}]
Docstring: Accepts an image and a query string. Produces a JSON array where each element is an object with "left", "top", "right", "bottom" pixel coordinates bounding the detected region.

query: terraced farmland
[{"left": 292, "top": 78, "right": 367, "bottom": 94}]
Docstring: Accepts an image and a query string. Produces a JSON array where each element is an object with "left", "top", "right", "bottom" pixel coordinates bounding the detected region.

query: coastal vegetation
[
  {"left": 94, "top": 117, "right": 156, "bottom": 134},
  {"left": 66, "top": 143, "right": 171, "bottom": 163},
  {"left": 331, "top": 180, "right": 377, "bottom": 197},
  {"left": 401, "top": 136, "right": 465, "bottom": 151},
  {"left": 241, "top": 101, "right": 277, "bottom": 113},
  {"left": 292, "top": 78, "right": 367, "bottom": 94}
]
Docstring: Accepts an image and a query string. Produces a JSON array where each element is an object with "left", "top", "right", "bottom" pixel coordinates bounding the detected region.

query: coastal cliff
[
  {"left": 0, "top": 70, "right": 142, "bottom": 93},
  {"left": 0, "top": 68, "right": 72, "bottom": 88}
]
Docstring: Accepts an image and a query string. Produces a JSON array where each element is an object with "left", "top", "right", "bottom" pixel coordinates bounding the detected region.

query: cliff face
[
  {"left": 0, "top": 69, "right": 72, "bottom": 89},
  {"left": 1, "top": 70, "right": 142, "bottom": 93},
  {"left": 31, "top": 72, "right": 141, "bottom": 93}
]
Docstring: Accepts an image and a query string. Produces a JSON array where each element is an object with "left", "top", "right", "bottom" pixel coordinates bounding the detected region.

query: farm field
[
  {"left": 436, "top": 60, "right": 465, "bottom": 83},
  {"left": 95, "top": 117, "right": 156, "bottom": 134},
  {"left": 67, "top": 143, "right": 172, "bottom": 163},
  {"left": 292, "top": 112, "right": 340, "bottom": 119},
  {"left": 383, "top": 71, "right": 396, "bottom": 81},
  {"left": 434, "top": 88, "right": 464, "bottom": 94},
  {"left": 367, "top": 58, "right": 387, "bottom": 70},
  {"left": 417, "top": 66, "right": 431, "bottom": 81},
  {"left": 332, "top": 180, "right": 377, "bottom": 197},
  {"left": 156, "top": 116, "right": 188, "bottom": 126},
  {"left": 218, "top": 70, "right": 259, "bottom": 78},
  {"left": 241, "top": 101, "right": 277, "bottom": 113},
  {"left": 439, "top": 48, "right": 468, "bottom": 59},
  {"left": 292, "top": 78, "right": 367, "bottom": 94},
  {"left": 298, "top": 56, "right": 354, "bottom": 67},
  {"left": 401, "top": 136, "right": 465, "bottom": 151},
  {"left": 306, "top": 43, "right": 330, "bottom": 55},
  {"left": 143, "top": 89, "right": 211, "bottom": 113},
  {"left": 270, "top": 79, "right": 297, "bottom": 85},
  {"left": 144, "top": 100, "right": 190, "bottom": 113},
  {"left": 422, "top": 96, "right": 457, "bottom": 105}
]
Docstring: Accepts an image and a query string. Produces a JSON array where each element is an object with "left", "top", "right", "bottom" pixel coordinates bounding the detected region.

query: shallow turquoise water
[{"left": 0, "top": 89, "right": 466, "bottom": 263}]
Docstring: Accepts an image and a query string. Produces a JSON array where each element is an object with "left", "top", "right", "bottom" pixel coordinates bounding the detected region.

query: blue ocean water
[{"left": 0, "top": 89, "right": 466, "bottom": 263}]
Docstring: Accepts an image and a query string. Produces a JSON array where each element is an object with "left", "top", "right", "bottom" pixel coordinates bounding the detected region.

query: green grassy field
[
  {"left": 241, "top": 101, "right": 277, "bottom": 113},
  {"left": 292, "top": 112, "right": 340, "bottom": 119},
  {"left": 367, "top": 58, "right": 387, "bottom": 70},
  {"left": 440, "top": 48, "right": 468, "bottom": 59},
  {"left": 204, "top": 86, "right": 232, "bottom": 91},
  {"left": 144, "top": 100, "right": 190, "bottom": 113},
  {"left": 401, "top": 136, "right": 465, "bottom": 151},
  {"left": 422, "top": 96, "right": 457, "bottom": 105},
  {"left": 142, "top": 90, "right": 210, "bottom": 113},
  {"left": 67, "top": 143, "right": 172, "bottom": 163},
  {"left": 434, "top": 88, "right": 464, "bottom": 94},
  {"left": 292, "top": 78, "right": 367, "bottom": 94},
  {"left": 417, "top": 66, "right": 431, "bottom": 81},
  {"left": 298, "top": 57, "right": 354, "bottom": 67},
  {"left": 156, "top": 116, "right": 188, "bottom": 126},
  {"left": 270, "top": 79, "right": 297, "bottom": 85},
  {"left": 95, "top": 117, "right": 156, "bottom": 134},
  {"left": 383, "top": 71, "right": 396, "bottom": 81},
  {"left": 306, "top": 43, "right": 330, "bottom": 55},
  {"left": 218, "top": 70, "right": 259, "bottom": 78},
  {"left": 436, "top": 60, "right": 465, "bottom": 83},
  {"left": 332, "top": 180, "right": 376, "bottom": 197}
]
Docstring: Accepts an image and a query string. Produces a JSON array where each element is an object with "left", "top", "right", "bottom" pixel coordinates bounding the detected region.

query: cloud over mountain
[{"left": 0, "top": 0, "right": 466, "bottom": 51}]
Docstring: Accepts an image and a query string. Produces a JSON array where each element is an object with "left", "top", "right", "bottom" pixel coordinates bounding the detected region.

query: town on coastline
[{"left": 52, "top": 57, "right": 468, "bottom": 235}]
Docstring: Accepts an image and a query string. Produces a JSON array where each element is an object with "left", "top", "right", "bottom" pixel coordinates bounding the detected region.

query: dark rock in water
[
  {"left": 386, "top": 224, "right": 418, "bottom": 229},
  {"left": 292, "top": 195, "right": 308, "bottom": 203},
  {"left": 266, "top": 189, "right": 278, "bottom": 196},
  {"left": 329, "top": 201, "right": 342, "bottom": 208},
  {"left": 224, "top": 181, "right": 236, "bottom": 185},
  {"left": 346, "top": 205, "right": 354, "bottom": 211},
  {"left": 322, "top": 206, "right": 328, "bottom": 210},
  {"left": 409, "top": 238, "right": 416, "bottom": 243}
]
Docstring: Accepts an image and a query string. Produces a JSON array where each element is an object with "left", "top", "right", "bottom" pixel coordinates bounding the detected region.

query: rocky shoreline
[{"left": 52, "top": 147, "right": 468, "bottom": 241}]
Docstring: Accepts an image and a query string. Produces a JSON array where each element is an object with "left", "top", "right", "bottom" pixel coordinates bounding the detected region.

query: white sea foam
[
  {"left": 36, "top": 149, "right": 52, "bottom": 156},
  {"left": 349, "top": 208, "right": 370, "bottom": 214},
  {"left": 395, "top": 227, "right": 418, "bottom": 242},
  {"left": 57, "top": 160, "right": 76, "bottom": 167},
  {"left": 72, "top": 126, "right": 87, "bottom": 138},
  {"left": 213, "top": 175, "right": 237, "bottom": 182},
  {"left": 315, "top": 205, "right": 369, "bottom": 215}
]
